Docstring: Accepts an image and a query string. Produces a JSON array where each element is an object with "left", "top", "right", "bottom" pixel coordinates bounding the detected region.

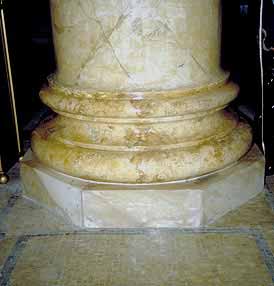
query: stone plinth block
[{"left": 21, "top": 146, "right": 265, "bottom": 228}]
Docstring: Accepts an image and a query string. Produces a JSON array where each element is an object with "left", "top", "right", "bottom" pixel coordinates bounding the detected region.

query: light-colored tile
[
  {"left": 10, "top": 232, "right": 273, "bottom": 286},
  {"left": 83, "top": 189, "right": 203, "bottom": 228},
  {"left": 213, "top": 192, "right": 274, "bottom": 229},
  {"left": 0, "top": 197, "right": 76, "bottom": 236}
]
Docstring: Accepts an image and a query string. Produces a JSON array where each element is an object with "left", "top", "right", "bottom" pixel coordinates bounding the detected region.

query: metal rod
[{"left": 0, "top": 4, "right": 21, "bottom": 154}]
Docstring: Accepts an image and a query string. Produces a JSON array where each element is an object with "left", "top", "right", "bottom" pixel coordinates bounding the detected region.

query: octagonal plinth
[{"left": 22, "top": 146, "right": 264, "bottom": 228}]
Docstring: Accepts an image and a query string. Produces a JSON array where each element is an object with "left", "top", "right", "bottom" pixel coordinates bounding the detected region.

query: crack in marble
[
  {"left": 77, "top": 0, "right": 131, "bottom": 81},
  {"left": 191, "top": 53, "right": 208, "bottom": 75},
  {"left": 57, "top": 0, "right": 208, "bottom": 88},
  {"left": 154, "top": 19, "right": 207, "bottom": 75}
]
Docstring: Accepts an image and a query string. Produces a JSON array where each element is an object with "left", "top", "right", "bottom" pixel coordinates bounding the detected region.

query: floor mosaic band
[{"left": 0, "top": 228, "right": 274, "bottom": 286}]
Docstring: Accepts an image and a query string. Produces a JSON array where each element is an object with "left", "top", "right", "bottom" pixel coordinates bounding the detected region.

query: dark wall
[
  {"left": 262, "top": 0, "right": 274, "bottom": 174},
  {"left": 4, "top": 0, "right": 55, "bottom": 127}
]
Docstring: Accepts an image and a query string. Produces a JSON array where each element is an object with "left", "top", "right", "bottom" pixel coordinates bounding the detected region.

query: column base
[
  {"left": 31, "top": 118, "right": 252, "bottom": 184},
  {"left": 21, "top": 145, "right": 265, "bottom": 228},
  {"left": 32, "top": 80, "right": 253, "bottom": 184}
]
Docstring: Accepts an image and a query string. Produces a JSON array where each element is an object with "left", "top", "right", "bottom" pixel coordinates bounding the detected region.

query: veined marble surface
[
  {"left": 51, "top": 0, "right": 226, "bottom": 91},
  {"left": 30, "top": 0, "right": 253, "bottom": 183}
]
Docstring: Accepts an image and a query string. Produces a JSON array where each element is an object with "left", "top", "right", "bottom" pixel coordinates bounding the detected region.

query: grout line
[
  {"left": 0, "top": 227, "right": 264, "bottom": 238},
  {"left": 265, "top": 188, "right": 274, "bottom": 213},
  {"left": 0, "top": 236, "right": 29, "bottom": 286},
  {"left": 254, "top": 231, "right": 274, "bottom": 283}
]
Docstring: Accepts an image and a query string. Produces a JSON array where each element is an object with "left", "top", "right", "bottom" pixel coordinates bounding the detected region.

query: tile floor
[{"left": 0, "top": 163, "right": 274, "bottom": 286}]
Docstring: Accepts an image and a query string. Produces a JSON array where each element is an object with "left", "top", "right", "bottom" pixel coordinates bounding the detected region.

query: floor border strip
[{"left": 0, "top": 227, "right": 274, "bottom": 285}]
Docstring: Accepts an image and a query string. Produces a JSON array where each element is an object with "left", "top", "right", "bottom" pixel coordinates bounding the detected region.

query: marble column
[{"left": 32, "top": 0, "right": 252, "bottom": 184}]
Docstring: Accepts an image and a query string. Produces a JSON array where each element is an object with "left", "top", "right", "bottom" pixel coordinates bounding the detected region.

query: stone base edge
[{"left": 20, "top": 145, "right": 265, "bottom": 228}]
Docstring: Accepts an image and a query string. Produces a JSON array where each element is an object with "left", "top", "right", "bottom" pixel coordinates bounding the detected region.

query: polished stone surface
[
  {"left": 31, "top": 0, "right": 253, "bottom": 183},
  {"left": 21, "top": 146, "right": 265, "bottom": 228},
  {"left": 51, "top": 0, "right": 227, "bottom": 91}
]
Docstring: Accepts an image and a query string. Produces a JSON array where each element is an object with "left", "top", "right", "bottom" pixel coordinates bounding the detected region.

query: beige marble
[
  {"left": 51, "top": 0, "right": 226, "bottom": 91},
  {"left": 9, "top": 233, "right": 273, "bottom": 286},
  {"left": 9, "top": 232, "right": 273, "bottom": 286},
  {"left": 22, "top": 146, "right": 265, "bottom": 228},
  {"left": 30, "top": 0, "right": 253, "bottom": 183}
]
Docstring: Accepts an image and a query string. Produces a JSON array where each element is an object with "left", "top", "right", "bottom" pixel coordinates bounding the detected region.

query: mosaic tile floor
[{"left": 0, "top": 163, "right": 274, "bottom": 285}]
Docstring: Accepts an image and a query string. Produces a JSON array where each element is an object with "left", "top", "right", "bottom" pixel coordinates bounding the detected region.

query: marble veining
[
  {"left": 31, "top": 0, "right": 253, "bottom": 183},
  {"left": 51, "top": 0, "right": 225, "bottom": 91}
]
